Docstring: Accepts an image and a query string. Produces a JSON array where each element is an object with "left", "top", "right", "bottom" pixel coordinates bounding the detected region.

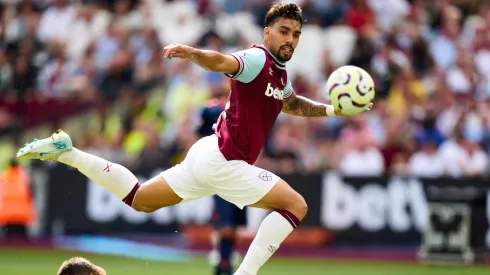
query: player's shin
[
  {"left": 234, "top": 210, "right": 300, "bottom": 275},
  {"left": 58, "top": 148, "right": 140, "bottom": 205}
]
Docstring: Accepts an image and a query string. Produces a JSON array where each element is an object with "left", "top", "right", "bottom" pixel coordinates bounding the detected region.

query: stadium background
[{"left": 0, "top": 0, "right": 490, "bottom": 274}]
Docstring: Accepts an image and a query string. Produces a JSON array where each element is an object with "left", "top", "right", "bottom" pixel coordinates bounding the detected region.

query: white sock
[
  {"left": 234, "top": 211, "right": 299, "bottom": 275},
  {"left": 58, "top": 148, "right": 139, "bottom": 201}
]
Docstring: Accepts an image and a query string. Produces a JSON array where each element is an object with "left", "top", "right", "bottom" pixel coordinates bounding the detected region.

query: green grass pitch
[{"left": 0, "top": 248, "right": 488, "bottom": 275}]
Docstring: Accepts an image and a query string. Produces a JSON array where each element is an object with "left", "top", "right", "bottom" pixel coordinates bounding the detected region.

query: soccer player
[
  {"left": 57, "top": 257, "right": 105, "bottom": 275},
  {"left": 197, "top": 92, "right": 247, "bottom": 275},
  {"left": 17, "top": 3, "right": 373, "bottom": 275}
]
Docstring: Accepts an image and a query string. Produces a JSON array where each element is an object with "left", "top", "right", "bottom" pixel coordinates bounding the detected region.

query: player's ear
[{"left": 264, "top": 27, "right": 270, "bottom": 42}]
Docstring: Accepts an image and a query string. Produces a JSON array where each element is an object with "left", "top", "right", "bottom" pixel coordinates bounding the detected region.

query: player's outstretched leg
[
  {"left": 17, "top": 129, "right": 183, "bottom": 211},
  {"left": 233, "top": 180, "right": 307, "bottom": 275}
]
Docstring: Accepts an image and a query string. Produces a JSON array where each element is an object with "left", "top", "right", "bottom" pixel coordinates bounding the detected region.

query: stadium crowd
[{"left": 1, "top": 0, "right": 490, "bottom": 178}]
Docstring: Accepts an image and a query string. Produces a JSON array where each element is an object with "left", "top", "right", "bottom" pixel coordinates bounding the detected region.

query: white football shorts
[{"left": 161, "top": 134, "right": 280, "bottom": 209}]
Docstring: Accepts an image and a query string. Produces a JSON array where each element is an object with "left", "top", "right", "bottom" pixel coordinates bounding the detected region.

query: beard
[{"left": 275, "top": 45, "right": 294, "bottom": 62}]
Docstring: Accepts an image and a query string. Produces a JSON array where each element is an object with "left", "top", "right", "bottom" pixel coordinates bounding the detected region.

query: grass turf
[{"left": 0, "top": 247, "right": 488, "bottom": 275}]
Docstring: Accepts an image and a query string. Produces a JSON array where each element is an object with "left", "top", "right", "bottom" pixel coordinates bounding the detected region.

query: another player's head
[
  {"left": 263, "top": 2, "right": 303, "bottom": 62},
  {"left": 57, "top": 257, "right": 106, "bottom": 275}
]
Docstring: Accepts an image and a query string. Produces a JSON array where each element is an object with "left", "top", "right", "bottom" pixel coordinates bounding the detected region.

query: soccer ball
[{"left": 326, "top": 65, "right": 375, "bottom": 116}]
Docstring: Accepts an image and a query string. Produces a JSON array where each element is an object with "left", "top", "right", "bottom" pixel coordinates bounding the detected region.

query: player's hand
[
  {"left": 163, "top": 43, "right": 195, "bottom": 59},
  {"left": 333, "top": 102, "right": 374, "bottom": 116},
  {"left": 366, "top": 102, "right": 374, "bottom": 111}
]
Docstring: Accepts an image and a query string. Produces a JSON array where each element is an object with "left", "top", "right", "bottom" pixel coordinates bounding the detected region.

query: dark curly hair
[
  {"left": 264, "top": 2, "right": 303, "bottom": 27},
  {"left": 57, "top": 257, "right": 105, "bottom": 275}
]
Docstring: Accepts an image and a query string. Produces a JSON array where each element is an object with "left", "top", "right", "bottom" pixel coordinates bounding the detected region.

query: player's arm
[
  {"left": 163, "top": 43, "right": 239, "bottom": 75},
  {"left": 164, "top": 43, "right": 265, "bottom": 82},
  {"left": 282, "top": 88, "right": 343, "bottom": 117},
  {"left": 188, "top": 49, "right": 240, "bottom": 74},
  {"left": 282, "top": 88, "right": 373, "bottom": 117}
]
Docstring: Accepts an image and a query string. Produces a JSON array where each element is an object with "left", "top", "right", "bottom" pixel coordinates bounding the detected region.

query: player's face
[{"left": 264, "top": 18, "right": 301, "bottom": 62}]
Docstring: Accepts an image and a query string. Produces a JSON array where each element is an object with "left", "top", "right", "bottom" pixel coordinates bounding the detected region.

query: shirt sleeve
[
  {"left": 225, "top": 48, "right": 266, "bottom": 83},
  {"left": 283, "top": 76, "right": 293, "bottom": 98}
]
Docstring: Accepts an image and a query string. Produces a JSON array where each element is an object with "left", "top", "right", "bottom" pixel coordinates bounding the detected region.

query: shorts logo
[
  {"left": 259, "top": 171, "right": 272, "bottom": 181},
  {"left": 103, "top": 163, "right": 112, "bottom": 172}
]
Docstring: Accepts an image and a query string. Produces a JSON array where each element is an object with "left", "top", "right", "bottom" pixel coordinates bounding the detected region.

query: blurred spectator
[
  {"left": 37, "top": 0, "right": 76, "bottom": 43},
  {"left": 345, "top": 0, "right": 375, "bottom": 31},
  {"left": 381, "top": 124, "right": 412, "bottom": 175},
  {"left": 132, "top": 125, "right": 172, "bottom": 176},
  {"left": 0, "top": 159, "right": 36, "bottom": 239},
  {"left": 338, "top": 115, "right": 385, "bottom": 176},
  {"left": 37, "top": 39, "right": 78, "bottom": 97},
  {"left": 368, "top": 0, "right": 410, "bottom": 32},
  {"left": 439, "top": 126, "right": 488, "bottom": 177},
  {"left": 458, "top": 137, "right": 488, "bottom": 177},
  {"left": 429, "top": 5, "right": 462, "bottom": 70},
  {"left": 66, "top": 2, "right": 111, "bottom": 61},
  {"left": 415, "top": 114, "right": 445, "bottom": 148},
  {"left": 407, "top": 134, "right": 445, "bottom": 178},
  {"left": 386, "top": 66, "right": 427, "bottom": 118},
  {"left": 445, "top": 46, "right": 479, "bottom": 96}
]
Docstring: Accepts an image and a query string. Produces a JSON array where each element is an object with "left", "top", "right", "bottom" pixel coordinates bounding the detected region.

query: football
[{"left": 326, "top": 65, "right": 375, "bottom": 116}]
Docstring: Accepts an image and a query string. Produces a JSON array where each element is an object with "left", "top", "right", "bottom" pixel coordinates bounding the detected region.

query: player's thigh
[
  {"left": 248, "top": 178, "right": 308, "bottom": 220},
  {"left": 132, "top": 174, "right": 183, "bottom": 212},
  {"left": 133, "top": 164, "right": 211, "bottom": 212}
]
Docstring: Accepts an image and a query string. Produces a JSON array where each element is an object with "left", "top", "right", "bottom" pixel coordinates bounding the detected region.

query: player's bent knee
[
  {"left": 251, "top": 179, "right": 308, "bottom": 220},
  {"left": 130, "top": 175, "right": 183, "bottom": 213},
  {"left": 281, "top": 192, "right": 308, "bottom": 220},
  {"left": 291, "top": 193, "right": 308, "bottom": 219}
]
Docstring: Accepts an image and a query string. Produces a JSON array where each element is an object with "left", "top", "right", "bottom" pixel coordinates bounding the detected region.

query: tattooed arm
[{"left": 282, "top": 88, "right": 343, "bottom": 117}]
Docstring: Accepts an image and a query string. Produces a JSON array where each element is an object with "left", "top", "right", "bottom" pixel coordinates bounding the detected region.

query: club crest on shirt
[{"left": 258, "top": 171, "right": 273, "bottom": 181}]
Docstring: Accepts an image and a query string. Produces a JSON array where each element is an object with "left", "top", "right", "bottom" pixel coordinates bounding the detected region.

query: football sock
[
  {"left": 234, "top": 210, "right": 300, "bottom": 275},
  {"left": 215, "top": 237, "right": 234, "bottom": 275},
  {"left": 58, "top": 148, "right": 140, "bottom": 204}
]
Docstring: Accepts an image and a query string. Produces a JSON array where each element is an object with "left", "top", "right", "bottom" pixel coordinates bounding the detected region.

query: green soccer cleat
[{"left": 16, "top": 129, "right": 73, "bottom": 162}]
